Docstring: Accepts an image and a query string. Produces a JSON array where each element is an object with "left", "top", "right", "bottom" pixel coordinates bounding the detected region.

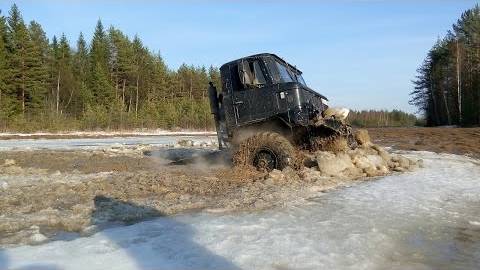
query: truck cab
[
  {"left": 208, "top": 53, "right": 352, "bottom": 170},
  {"left": 214, "top": 54, "right": 328, "bottom": 142}
]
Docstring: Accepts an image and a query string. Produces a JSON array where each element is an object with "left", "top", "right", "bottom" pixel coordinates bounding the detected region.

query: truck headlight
[{"left": 321, "top": 98, "right": 329, "bottom": 106}]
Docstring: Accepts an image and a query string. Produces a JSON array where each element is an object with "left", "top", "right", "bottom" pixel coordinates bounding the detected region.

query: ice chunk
[
  {"left": 30, "top": 233, "right": 48, "bottom": 244},
  {"left": 316, "top": 152, "right": 354, "bottom": 176},
  {"left": 0, "top": 181, "right": 8, "bottom": 190},
  {"left": 3, "top": 159, "right": 15, "bottom": 166},
  {"left": 366, "top": 154, "right": 386, "bottom": 168}
]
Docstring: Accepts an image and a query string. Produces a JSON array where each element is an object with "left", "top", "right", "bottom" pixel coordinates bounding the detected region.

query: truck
[{"left": 208, "top": 53, "right": 354, "bottom": 171}]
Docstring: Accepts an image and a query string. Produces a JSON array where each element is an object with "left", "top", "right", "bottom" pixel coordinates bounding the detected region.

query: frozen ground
[
  {"left": 0, "top": 130, "right": 216, "bottom": 138},
  {"left": 1, "top": 151, "right": 479, "bottom": 270},
  {"left": 0, "top": 135, "right": 216, "bottom": 151}
]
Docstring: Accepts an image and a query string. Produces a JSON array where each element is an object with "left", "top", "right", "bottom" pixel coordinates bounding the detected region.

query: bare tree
[{"left": 456, "top": 39, "right": 462, "bottom": 124}]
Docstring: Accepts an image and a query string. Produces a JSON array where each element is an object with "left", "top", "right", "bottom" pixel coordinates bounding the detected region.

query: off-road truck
[{"left": 208, "top": 53, "right": 354, "bottom": 171}]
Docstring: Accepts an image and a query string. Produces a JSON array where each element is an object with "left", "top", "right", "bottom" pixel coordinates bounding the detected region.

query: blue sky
[{"left": 0, "top": 0, "right": 477, "bottom": 113}]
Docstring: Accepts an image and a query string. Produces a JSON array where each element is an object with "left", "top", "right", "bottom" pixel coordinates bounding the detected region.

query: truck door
[{"left": 232, "top": 59, "right": 275, "bottom": 124}]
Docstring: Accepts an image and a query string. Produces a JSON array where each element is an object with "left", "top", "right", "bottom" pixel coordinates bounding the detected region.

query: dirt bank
[{"left": 368, "top": 127, "right": 480, "bottom": 158}]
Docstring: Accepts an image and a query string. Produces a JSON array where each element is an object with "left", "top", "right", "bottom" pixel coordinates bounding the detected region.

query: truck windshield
[
  {"left": 295, "top": 73, "right": 307, "bottom": 86},
  {"left": 275, "top": 61, "right": 294, "bottom": 83},
  {"left": 273, "top": 61, "right": 307, "bottom": 86}
]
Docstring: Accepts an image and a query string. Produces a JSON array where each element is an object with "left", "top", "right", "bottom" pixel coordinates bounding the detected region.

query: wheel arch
[{"left": 231, "top": 116, "right": 293, "bottom": 146}]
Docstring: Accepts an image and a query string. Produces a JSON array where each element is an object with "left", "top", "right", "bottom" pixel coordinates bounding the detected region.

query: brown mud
[{"left": 368, "top": 127, "right": 480, "bottom": 159}]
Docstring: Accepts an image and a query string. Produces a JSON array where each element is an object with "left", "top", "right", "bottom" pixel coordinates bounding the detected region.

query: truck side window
[
  {"left": 275, "top": 61, "right": 294, "bottom": 83},
  {"left": 230, "top": 64, "right": 243, "bottom": 92},
  {"left": 252, "top": 61, "right": 266, "bottom": 86},
  {"left": 238, "top": 60, "right": 266, "bottom": 90}
]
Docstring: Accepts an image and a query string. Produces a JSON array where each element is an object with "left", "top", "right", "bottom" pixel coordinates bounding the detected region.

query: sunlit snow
[{"left": 1, "top": 151, "right": 479, "bottom": 270}]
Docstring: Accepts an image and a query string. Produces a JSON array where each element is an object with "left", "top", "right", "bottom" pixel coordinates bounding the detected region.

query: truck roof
[{"left": 220, "top": 53, "right": 303, "bottom": 74}]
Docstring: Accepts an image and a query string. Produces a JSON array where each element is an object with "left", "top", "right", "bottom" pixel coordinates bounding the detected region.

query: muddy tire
[{"left": 232, "top": 132, "right": 297, "bottom": 171}]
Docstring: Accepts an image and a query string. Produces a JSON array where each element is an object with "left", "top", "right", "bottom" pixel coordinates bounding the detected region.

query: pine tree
[
  {"left": 49, "top": 35, "right": 59, "bottom": 112},
  {"left": 27, "top": 20, "right": 49, "bottom": 113},
  {"left": 132, "top": 35, "right": 145, "bottom": 118},
  {"left": 107, "top": 27, "right": 133, "bottom": 107},
  {"left": 0, "top": 5, "right": 220, "bottom": 130},
  {"left": 454, "top": 5, "right": 480, "bottom": 125},
  {"left": 208, "top": 65, "right": 221, "bottom": 89},
  {"left": 107, "top": 27, "right": 120, "bottom": 100},
  {"left": 0, "top": 10, "right": 11, "bottom": 120},
  {"left": 411, "top": 58, "right": 435, "bottom": 125},
  {"left": 88, "top": 20, "right": 114, "bottom": 108},
  {"left": 411, "top": 4, "right": 480, "bottom": 126},
  {"left": 6, "top": 4, "right": 42, "bottom": 116},
  {"left": 73, "top": 32, "right": 91, "bottom": 116},
  {"left": 150, "top": 53, "right": 168, "bottom": 100},
  {"left": 55, "top": 34, "right": 75, "bottom": 114}
]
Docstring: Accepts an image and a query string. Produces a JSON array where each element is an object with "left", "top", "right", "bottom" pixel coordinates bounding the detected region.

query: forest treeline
[
  {"left": 0, "top": 4, "right": 420, "bottom": 132},
  {"left": 0, "top": 4, "right": 220, "bottom": 132},
  {"left": 347, "top": 110, "right": 419, "bottom": 128},
  {"left": 410, "top": 5, "right": 480, "bottom": 127}
]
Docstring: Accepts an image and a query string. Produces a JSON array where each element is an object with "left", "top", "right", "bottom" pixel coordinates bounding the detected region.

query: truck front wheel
[{"left": 232, "top": 132, "right": 297, "bottom": 171}]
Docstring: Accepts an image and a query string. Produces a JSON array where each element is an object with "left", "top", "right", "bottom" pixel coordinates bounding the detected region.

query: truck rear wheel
[{"left": 232, "top": 132, "right": 297, "bottom": 171}]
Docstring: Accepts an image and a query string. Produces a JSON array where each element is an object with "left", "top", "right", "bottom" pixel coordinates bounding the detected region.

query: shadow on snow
[{"left": 0, "top": 195, "right": 240, "bottom": 270}]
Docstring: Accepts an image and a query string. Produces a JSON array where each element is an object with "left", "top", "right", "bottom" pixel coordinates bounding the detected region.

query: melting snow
[
  {"left": 0, "top": 136, "right": 216, "bottom": 151},
  {"left": 1, "top": 151, "right": 480, "bottom": 270},
  {"left": 0, "top": 130, "right": 215, "bottom": 138}
]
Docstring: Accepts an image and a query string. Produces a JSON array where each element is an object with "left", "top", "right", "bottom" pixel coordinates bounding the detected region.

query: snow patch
[
  {"left": 0, "top": 136, "right": 216, "bottom": 151},
  {"left": 0, "top": 129, "right": 216, "bottom": 138}
]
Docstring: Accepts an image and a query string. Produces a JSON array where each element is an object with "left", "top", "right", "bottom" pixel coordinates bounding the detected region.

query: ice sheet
[
  {"left": 1, "top": 151, "right": 479, "bottom": 270},
  {"left": 0, "top": 130, "right": 215, "bottom": 138},
  {"left": 0, "top": 136, "right": 216, "bottom": 151}
]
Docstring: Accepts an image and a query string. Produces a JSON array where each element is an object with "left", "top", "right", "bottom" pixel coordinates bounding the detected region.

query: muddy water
[{"left": 1, "top": 151, "right": 479, "bottom": 270}]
